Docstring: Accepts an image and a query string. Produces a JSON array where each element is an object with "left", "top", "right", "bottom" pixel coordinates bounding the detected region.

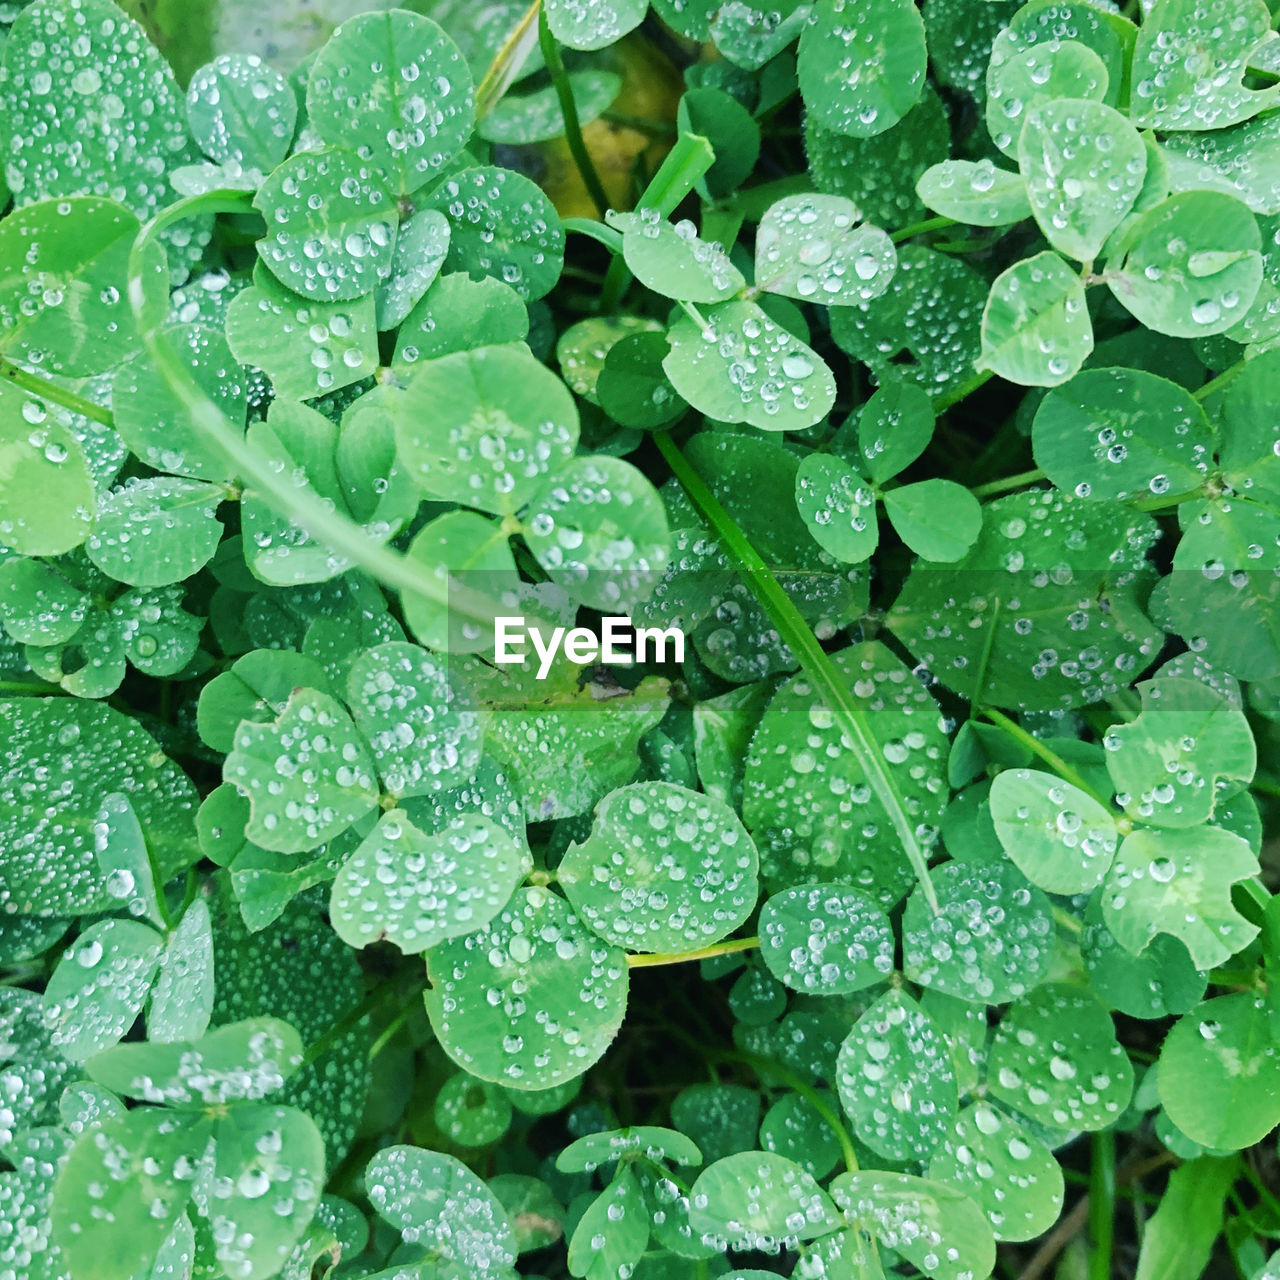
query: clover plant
[{"left": 4, "top": 0, "right": 1280, "bottom": 1277}]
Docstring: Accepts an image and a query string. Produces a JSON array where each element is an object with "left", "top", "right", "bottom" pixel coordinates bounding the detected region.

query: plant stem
[
  {"left": 127, "top": 192, "right": 502, "bottom": 628},
  {"left": 0, "top": 356, "right": 115, "bottom": 427},
  {"left": 538, "top": 9, "right": 612, "bottom": 219},
  {"left": 655, "top": 430, "right": 939, "bottom": 912},
  {"left": 891, "top": 215, "right": 959, "bottom": 244},
  {"left": 627, "top": 936, "right": 760, "bottom": 968},
  {"left": 718, "top": 1047, "right": 860, "bottom": 1174},
  {"left": 1193, "top": 359, "right": 1250, "bottom": 403},
  {"left": 971, "top": 468, "right": 1047, "bottom": 499},
  {"left": 934, "top": 368, "right": 995, "bottom": 413},
  {"left": 1087, "top": 1129, "right": 1116, "bottom": 1280},
  {"left": 474, "top": 0, "right": 541, "bottom": 120},
  {"left": 979, "top": 707, "right": 1113, "bottom": 810},
  {"left": 0, "top": 679, "right": 62, "bottom": 696},
  {"left": 368, "top": 1000, "right": 419, "bottom": 1059}
]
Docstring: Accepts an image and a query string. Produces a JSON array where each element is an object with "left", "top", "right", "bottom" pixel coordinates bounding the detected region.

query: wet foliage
[{"left": 3, "top": 0, "right": 1280, "bottom": 1278}]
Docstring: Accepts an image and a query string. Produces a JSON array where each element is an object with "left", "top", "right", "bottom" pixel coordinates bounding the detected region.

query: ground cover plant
[{"left": 6, "top": 0, "right": 1280, "bottom": 1277}]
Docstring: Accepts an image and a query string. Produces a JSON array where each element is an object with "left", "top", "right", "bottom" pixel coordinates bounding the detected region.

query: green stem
[
  {"left": 1129, "top": 484, "right": 1208, "bottom": 513},
  {"left": 0, "top": 356, "right": 115, "bottom": 427},
  {"left": 934, "top": 368, "right": 995, "bottom": 414},
  {"left": 1087, "top": 1129, "right": 1116, "bottom": 1280},
  {"left": 146, "top": 841, "right": 176, "bottom": 932},
  {"left": 302, "top": 985, "right": 383, "bottom": 1068},
  {"left": 979, "top": 707, "right": 1114, "bottom": 811},
  {"left": 718, "top": 1048, "right": 860, "bottom": 1175},
  {"left": 971, "top": 467, "right": 1047, "bottom": 499},
  {"left": 655, "top": 430, "right": 939, "bottom": 912},
  {"left": 1193, "top": 359, "right": 1250, "bottom": 403},
  {"left": 0, "top": 679, "right": 63, "bottom": 696},
  {"left": 627, "top": 936, "right": 759, "bottom": 969},
  {"left": 563, "top": 217, "right": 624, "bottom": 252},
  {"left": 538, "top": 9, "right": 612, "bottom": 219},
  {"left": 368, "top": 1000, "right": 420, "bottom": 1059},
  {"left": 890, "top": 215, "right": 959, "bottom": 244},
  {"left": 127, "top": 192, "right": 501, "bottom": 628}
]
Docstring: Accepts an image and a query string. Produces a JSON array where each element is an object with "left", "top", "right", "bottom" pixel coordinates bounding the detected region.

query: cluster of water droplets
[
  {"left": 758, "top": 883, "right": 894, "bottom": 994},
  {"left": 561, "top": 782, "right": 759, "bottom": 952},
  {"left": 257, "top": 150, "right": 396, "bottom": 301},
  {"left": 225, "top": 689, "right": 378, "bottom": 849},
  {"left": 836, "top": 991, "right": 957, "bottom": 1160},
  {"left": 904, "top": 863, "right": 1053, "bottom": 1003},
  {"left": 756, "top": 194, "right": 895, "bottom": 303},
  {"left": 1131, "top": 4, "right": 1277, "bottom": 130},
  {"left": 425, "top": 885, "right": 627, "bottom": 1087},
  {"left": 331, "top": 812, "right": 525, "bottom": 953}
]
